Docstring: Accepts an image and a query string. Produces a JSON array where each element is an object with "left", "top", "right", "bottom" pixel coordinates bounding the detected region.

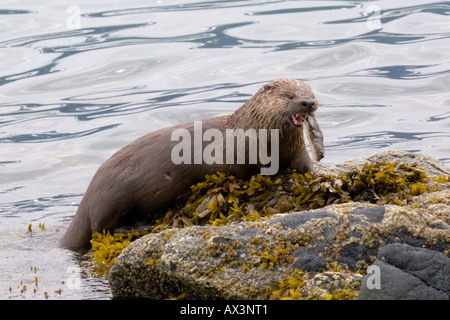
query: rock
[
  {"left": 315, "top": 150, "right": 450, "bottom": 177},
  {"left": 378, "top": 244, "right": 450, "bottom": 295},
  {"left": 358, "top": 244, "right": 449, "bottom": 300},
  {"left": 108, "top": 151, "right": 450, "bottom": 299},
  {"left": 366, "top": 150, "right": 450, "bottom": 177},
  {"left": 109, "top": 202, "right": 449, "bottom": 299}
]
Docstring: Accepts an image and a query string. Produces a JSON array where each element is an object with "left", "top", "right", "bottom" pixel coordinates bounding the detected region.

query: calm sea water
[{"left": 0, "top": 0, "right": 449, "bottom": 299}]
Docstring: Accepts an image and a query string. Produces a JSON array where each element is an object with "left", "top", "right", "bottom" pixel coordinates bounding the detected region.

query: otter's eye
[{"left": 284, "top": 94, "right": 294, "bottom": 100}]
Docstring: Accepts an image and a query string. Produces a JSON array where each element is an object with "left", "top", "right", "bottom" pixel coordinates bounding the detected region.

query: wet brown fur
[{"left": 60, "top": 78, "right": 319, "bottom": 249}]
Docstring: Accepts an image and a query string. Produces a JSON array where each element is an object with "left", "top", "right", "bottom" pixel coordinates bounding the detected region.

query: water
[{"left": 0, "top": 0, "right": 449, "bottom": 300}]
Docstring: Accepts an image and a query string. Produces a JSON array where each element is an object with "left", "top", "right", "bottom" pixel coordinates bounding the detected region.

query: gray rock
[
  {"left": 358, "top": 260, "right": 447, "bottom": 300},
  {"left": 358, "top": 244, "right": 450, "bottom": 300},
  {"left": 109, "top": 203, "right": 449, "bottom": 299},
  {"left": 366, "top": 150, "right": 450, "bottom": 177},
  {"left": 108, "top": 151, "right": 450, "bottom": 299},
  {"left": 352, "top": 206, "right": 385, "bottom": 223}
]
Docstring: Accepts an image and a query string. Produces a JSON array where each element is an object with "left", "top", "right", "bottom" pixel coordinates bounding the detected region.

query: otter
[{"left": 60, "top": 78, "right": 323, "bottom": 250}]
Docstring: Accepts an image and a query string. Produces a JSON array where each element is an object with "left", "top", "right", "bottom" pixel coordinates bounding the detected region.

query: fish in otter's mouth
[
  {"left": 304, "top": 113, "right": 325, "bottom": 161},
  {"left": 290, "top": 112, "right": 325, "bottom": 161}
]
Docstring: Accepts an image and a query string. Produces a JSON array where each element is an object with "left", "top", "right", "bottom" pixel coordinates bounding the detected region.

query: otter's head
[
  {"left": 262, "top": 78, "right": 318, "bottom": 128},
  {"left": 229, "top": 78, "right": 322, "bottom": 173}
]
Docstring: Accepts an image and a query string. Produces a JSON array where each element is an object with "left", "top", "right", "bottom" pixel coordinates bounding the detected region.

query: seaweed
[
  {"left": 89, "top": 229, "right": 149, "bottom": 276},
  {"left": 88, "top": 161, "right": 445, "bottom": 275},
  {"left": 157, "top": 161, "right": 430, "bottom": 230},
  {"left": 270, "top": 269, "right": 306, "bottom": 300},
  {"left": 270, "top": 269, "right": 360, "bottom": 300}
]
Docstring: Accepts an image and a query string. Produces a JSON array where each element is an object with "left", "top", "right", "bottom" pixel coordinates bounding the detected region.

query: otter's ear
[{"left": 263, "top": 84, "right": 271, "bottom": 91}]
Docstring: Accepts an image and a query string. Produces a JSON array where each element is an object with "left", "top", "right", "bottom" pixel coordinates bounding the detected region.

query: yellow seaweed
[{"left": 89, "top": 163, "right": 447, "bottom": 277}]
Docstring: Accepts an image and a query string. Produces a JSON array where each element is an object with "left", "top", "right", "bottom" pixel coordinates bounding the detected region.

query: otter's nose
[{"left": 301, "top": 99, "right": 316, "bottom": 111}]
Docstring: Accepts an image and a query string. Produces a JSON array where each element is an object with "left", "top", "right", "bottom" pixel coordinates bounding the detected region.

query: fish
[{"left": 304, "top": 113, "right": 325, "bottom": 161}]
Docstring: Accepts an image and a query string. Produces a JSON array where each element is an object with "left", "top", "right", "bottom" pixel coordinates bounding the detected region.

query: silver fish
[{"left": 304, "top": 113, "right": 325, "bottom": 161}]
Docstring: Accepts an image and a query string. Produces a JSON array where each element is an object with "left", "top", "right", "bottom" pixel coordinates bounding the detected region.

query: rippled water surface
[{"left": 1, "top": 0, "right": 449, "bottom": 299}]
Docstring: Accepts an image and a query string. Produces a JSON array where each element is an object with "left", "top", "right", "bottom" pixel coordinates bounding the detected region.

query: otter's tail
[{"left": 59, "top": 210, "right": 92, "bottom": 250}]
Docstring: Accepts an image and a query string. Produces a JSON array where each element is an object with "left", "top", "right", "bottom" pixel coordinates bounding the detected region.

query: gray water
[{"left": 0, "top": 0, "right": 449, "bottom": 300}]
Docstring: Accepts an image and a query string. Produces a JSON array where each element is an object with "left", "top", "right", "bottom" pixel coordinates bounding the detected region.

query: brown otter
[{"left": 60, "top": 78, "right": 323, "bottom": 250}]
